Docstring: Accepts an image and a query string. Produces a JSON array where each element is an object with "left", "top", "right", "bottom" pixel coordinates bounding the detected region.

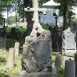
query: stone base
[{"left": 19, "top": 70, "right": 57, "bottom": 77}]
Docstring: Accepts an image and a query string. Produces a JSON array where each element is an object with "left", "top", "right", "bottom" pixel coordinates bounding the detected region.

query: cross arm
[{"left": 24, "top": 8, "right": 47, "bottom": 12}]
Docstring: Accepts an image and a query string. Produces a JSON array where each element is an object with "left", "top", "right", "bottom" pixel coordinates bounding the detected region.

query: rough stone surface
[{"left": 21, "top": 23, "right": 52, "bottom": 73}]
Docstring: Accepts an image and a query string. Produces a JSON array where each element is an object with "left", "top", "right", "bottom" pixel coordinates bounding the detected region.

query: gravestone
[
  {"left": 19, "top": 23, "right": 56, "bottom": 77},
  {"left": 62, "top": 28, "right": 76, "bottom": 56},
  {"left": 20, "top": 0, "right": 57, "bottom": 76},
  {"left": 74, "top": 53, "right": 77, "bottom": 76},
  {"left": 7, "top": 47, "right": 15, "bottom": 68},
  {"left": 54, "top": 55, "right": 62, "bottom": 74},
  {"left": 64, "top": 59, "right": 75, "bottom": 77},
  {"left": 14, "top": 42, "right": 20, "bottom": 56}
]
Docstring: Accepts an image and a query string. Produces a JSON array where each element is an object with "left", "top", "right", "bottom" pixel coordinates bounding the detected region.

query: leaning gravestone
[
  {"left": 62, "top": 28, "right": 76, "bottom": 56},
  {"left": 19, "top": 22, "right": 57, "bottom": 77}
]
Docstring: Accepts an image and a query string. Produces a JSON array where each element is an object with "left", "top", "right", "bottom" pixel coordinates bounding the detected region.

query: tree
[{"left": 54, "top": 0, "right": 77, "bottom": 31}]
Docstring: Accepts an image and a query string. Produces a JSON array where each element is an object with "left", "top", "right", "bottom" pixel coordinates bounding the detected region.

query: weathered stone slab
[
  {"left": 74, "top": 53, "right": 77, "bottom": 76},
  {"left": 34, "top": 39, "right": 51, "bottom": 64},
  {"left": 64, "top": 59, "right": 75, "bottom": 77},
  {"left": 62, "top": 28, "right": 76, "bottom": 56},
  {"left": 54, "top": 55, "right": 62, "bottom": 73},
  {"left": 19, "top": 70, "right": 57, "bottom": 77}
]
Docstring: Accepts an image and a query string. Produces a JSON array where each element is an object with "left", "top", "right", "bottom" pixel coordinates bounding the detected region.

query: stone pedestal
[{"left": 19, "top": 70, "right": 57, "bottom": 77}]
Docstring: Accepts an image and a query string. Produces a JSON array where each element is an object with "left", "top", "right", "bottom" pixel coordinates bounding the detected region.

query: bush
[{"left": 6, "top": 26, "right": 27, "bottom": 39}]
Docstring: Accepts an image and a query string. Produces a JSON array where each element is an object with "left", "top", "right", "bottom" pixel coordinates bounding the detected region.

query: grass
[
  {"left": 0, "top": 50, "right": 22, "bottom": 77},
  {"left": 0, "top": 50, "right": 64, "bottom": 77}
]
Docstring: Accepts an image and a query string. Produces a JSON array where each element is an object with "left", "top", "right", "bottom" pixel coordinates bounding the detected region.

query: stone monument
[
  {"left": 19, "top": 0, "right": 57, "bottom": 77},
  {"left": 62, "top": 27, "right": 76, "bottom": 56},
  {"left": 19, "top": 23, "right": 54, "bottom": 77}
]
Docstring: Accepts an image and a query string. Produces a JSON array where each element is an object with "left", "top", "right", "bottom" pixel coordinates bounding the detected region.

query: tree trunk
[
  {"left": 63, "top": 6, "right": 67, "bottom": 31},
  {"left": 25, "top": 12, "right": 33, "bottom": 36},
  {"left": 63, "top": 0, "right": 68, "bottom": 31},
  {"left": 23, "top": 0, "right": 33, "bottom": 36}
]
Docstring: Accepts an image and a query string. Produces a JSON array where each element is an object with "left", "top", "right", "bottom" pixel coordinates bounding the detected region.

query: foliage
[
  {"left": 6, "top": 38, "right": 24, "bottom": 49},
  {"left": 6, "top": 26, "right": 27, "bottom": 39},
  {"left": 8, "top": 16, "right": 16, "bottom": 25},
  {"left": 38, "top": 0, "right": 50, "bottom": 6},
  {"left": 42, "top": 24, "right": 51, "bottom": 30},
  {"left": 58, "top": 68, "right": 64, "bottom": 77},
  {"left": 54, "top": 0, "right": 77, "bottom": 30},
  {"left": 0, "top": 51, "right": 22, "bottom": 77},
  {"left": 6, "top": 39, "right": 17, "bottom": 49}
]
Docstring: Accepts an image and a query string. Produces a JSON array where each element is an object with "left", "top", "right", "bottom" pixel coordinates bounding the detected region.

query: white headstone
[{"left": 62, "top": 28, "right": 76, "bottom": 56}]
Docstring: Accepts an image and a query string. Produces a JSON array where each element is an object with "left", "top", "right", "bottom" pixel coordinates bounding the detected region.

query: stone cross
[{"left": 24, "top": 0, "right": 47, "bottom": 28}]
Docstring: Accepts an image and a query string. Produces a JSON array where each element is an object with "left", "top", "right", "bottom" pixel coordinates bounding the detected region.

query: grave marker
[
  {"left": 14, "top": 42, "right": 20, "bottom": 56},
  {"left": 7, "top": 47, "right": 15, "bottom": 68},
  {"left": 62, "top": 28, "right": 76, "bottom": 56},
  {"left": 64, "top": 59, "right": 75, "bottom": 77}
]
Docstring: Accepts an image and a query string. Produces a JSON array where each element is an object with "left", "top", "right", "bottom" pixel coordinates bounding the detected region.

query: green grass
[
  {"left": 0, "top": 51, "right": 64, "bottom": 77},
  {"left": 0, "top": 50, "right": 22, "bottom": 77}
]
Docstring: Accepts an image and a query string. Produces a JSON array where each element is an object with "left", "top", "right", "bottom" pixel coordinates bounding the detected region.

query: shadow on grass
[
  {"left": 0, "top": 57, "right": 6, "bottom": 65},
  {"left": 0, "top": 73, "right": 9, "bottom": 77}
]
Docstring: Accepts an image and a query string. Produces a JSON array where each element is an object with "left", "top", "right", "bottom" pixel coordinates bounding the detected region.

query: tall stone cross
[{"left": 24, "top": 0, "right": 47, "bottom": 28}]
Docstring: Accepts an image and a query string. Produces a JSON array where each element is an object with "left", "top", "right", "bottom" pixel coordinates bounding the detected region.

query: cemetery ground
[{"left": 0, "top": 49, "right": 64, "bottom": 77}]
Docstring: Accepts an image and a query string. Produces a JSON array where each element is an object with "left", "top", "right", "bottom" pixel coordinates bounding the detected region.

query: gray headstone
[
  {"left": 54, "top": 55, "right": 62, "bottom": 73},
  {"left": 64, "top": 59, "right": 75, "bottom": 77},
  {"left": 62, "top": 55, "right": 74, "bottom": 67},
  {"left": 34, "top": 39, "right": 51, "bottom": 64},
  {"left": 74, "top": 53, "right": 77, "bottom": 76}
]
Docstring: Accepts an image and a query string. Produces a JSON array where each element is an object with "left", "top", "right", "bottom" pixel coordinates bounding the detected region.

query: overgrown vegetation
[
  {"left": 0, "top": 51, "right": 64, "bottom": 77},
  {"left": 0, "top": 51, "right": 22, "bottom": 77}
]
